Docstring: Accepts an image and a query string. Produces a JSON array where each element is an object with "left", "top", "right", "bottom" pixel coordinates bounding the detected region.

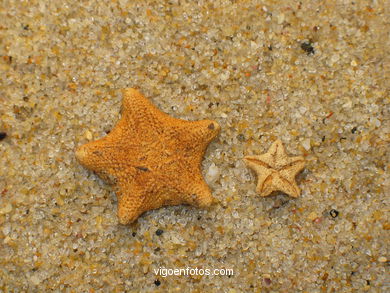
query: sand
[{"left": 0, "top": 0, "right": 389, "bottom": 291}]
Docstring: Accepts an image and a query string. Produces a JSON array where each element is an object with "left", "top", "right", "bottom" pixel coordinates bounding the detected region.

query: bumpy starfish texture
[
  {"left": 76, "top": 88, "right": 220, "bottom": 224},
  {"left": 244, "top": 139, "right": 305, "bottom": 198}
]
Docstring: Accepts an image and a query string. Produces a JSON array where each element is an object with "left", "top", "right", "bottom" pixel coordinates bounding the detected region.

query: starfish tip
[
  {"left": 208, "top": 120, "right": 221, "bottom": 137},
  {"left": 208, "top": 120, "right": 220, "bottom": 131},
  {"left": 122, "top": 87, "right": 140, "bottom": 98},
  {"left": 196, "top": 193, "right": 214, "bottom": 207},
  {"left": 117, "top": 214, "right": 135, "bottom": 225}
]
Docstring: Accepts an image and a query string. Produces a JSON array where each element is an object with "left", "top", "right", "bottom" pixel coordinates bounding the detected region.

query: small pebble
[
  {"left": 0, "top": 132, "right": 7, "bottom": 141},
  {"left": 378, "top": 256, "right": 387, "bottom": 263},
  {"left": 30, "top": 275, "right": 40, "bottom": 285},
  {"left": 330, "top": 209, "right": 339, "bottom": 218},
  {"left": 2, "top": 224, "right": 11, "bottom": 235},
  {"left": 313, "top": 217, "right": 322, "bottom": 224},
  {"left": 236, "top": 134, "right": 246, "bottom": 142},
  {"left": 155, "top": 229, "right": 163, "bottom": 236},
  {"left": 301, "top": 41, "right": 315, "bottom": 55},
  {"left": 0, "top": 203, "right": 12, "bottom": 215},
  {"left": 302, "top": 138, "right": 311, "bottom": 151},
  {"left": 154, "top": 280, "right": 161, "bottom": 286},
  {"left": 277, "top": 13, "right": 285, "bottom": 24},
  {"left": 206, "top": 163, "right": 220, "bottom": 183},
  {"left": 263, "top": 277, "right": 272, "bottom": 286},
  {"left": 307, "top": 211, "right": 318, "bottom": 221},
  {"left": 3, "top": 236, "right": 11, "bottom": 244},
  {"left": 85, "top": 130, "right": 93, "bottom": 140}
]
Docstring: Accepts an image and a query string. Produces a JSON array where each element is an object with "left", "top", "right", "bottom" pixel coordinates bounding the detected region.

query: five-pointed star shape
[
  {"left": 244, "top": 139, "right": 305, "bottom": 198},
  {"left": 76, "top": 88, "right": 220, "bottom": 224}
]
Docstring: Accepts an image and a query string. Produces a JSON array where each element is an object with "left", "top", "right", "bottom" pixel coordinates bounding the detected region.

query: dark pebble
[
  {"left": 301, "top": 41, "right": 315, "bottom": 55},
  {"left": 351, "top": 126, "right": 358, "bottom": 134},
  {"left": 156, "top": 229, "right": 163, "bottom": 236},
  {"left": 154, "top": 280, "right": 161, "bottom": 286},
  {"left": 237, "top": 134, "right": 246, "bottom": 142},
  {"left": 330, "top": 209, "right": 339, "bottom": 218},
  {"left": 132, "top": 232, "right": 136, "bottom": 237},
  {"left": 0, "top": 132, "right": 7, "bottom": 141}
]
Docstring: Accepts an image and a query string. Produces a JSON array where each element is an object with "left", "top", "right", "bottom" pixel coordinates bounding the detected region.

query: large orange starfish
[{"left": 76, "top": 88, "right": 220, "bottom": 224}]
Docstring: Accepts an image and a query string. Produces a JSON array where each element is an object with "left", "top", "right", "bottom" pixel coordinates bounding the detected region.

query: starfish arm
[
  {"left": 273, "top": 174, "right": 301, "bottom": 198},
  {"left": 266, "top": 139, "right": 291, "bottom": 167},
  {"left": 255, "top": 170, "right": 275, "bottom": 196},
  {"left": 169, "top": 119, "right": 220, "bottom": 159},
  {"left": 145, "top": 160, "right": 213, "bottom": 208},
  {"left": 177, "top": 170, "right": 214, "bottom": 207},
  {"left": 244, "top": 156, "right": 275, "bottom": 196},
  {"left": 279, "top": 157, "right": 305, "bottom": 181},
  {"left": 257, "top": 172, "right": 277, "bottom": 196},
  {"left": 244, "top": 156, "right": 273, "bottom": 170},
  {"left": 122, "top": 88, "right": 162, "bottom": 118},
  {"left": 116, "top": 175, "right": 183, "bottom": 224},
  {"left": 75, "top": 138, "right": 116, "bottom": 175},
  {"left": 182, "top": 119, "right": 221, "bottom": 143},
  {"left": 269, "top": 139, "right": 285, "bottom": 157},
  {"left": 285, "top": 182, "right": 300, "bottom": 198},
  {"left": 75, "top": 138, "right": 137, "bottom": 182},
  {"left": 121, "top": 88, "right": 171, "bottom": 137},
  {"left": 116, "top": 182, "right": 148, "bottom": 225}
]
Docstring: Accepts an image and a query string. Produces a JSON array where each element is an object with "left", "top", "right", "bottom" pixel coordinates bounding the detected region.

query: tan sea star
[
  {"left": 75, "top": 88, "right": 220, "bottom": 224},
  {"left": 244, "top": 139, "right": 305, "bottom": 198}
]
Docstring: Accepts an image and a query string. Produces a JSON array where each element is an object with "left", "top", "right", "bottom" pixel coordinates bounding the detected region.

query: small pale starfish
[
  {"left": 76, "top": 88, "right": 220, "bottom": 224},
  {"left": 244, "top": 139, "right": 305, "bottom": 198}
]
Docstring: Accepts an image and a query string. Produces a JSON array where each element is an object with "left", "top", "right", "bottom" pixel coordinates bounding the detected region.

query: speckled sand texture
[{"left": 0, "top": 0, "right": 389, "bottom": 292}]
